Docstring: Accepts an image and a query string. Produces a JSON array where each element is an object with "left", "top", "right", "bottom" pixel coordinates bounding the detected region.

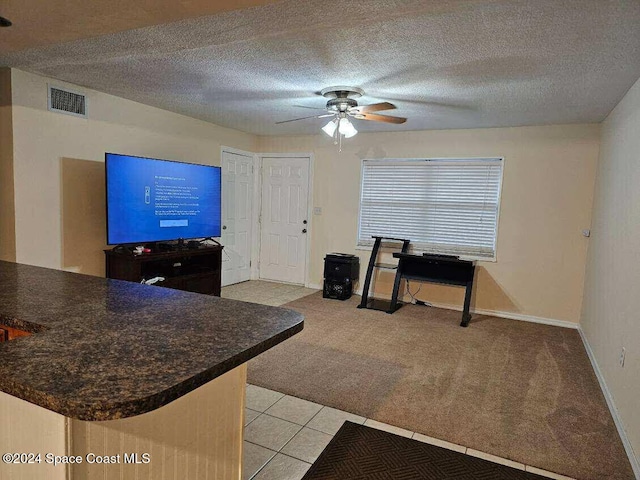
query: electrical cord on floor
[{"left": 406, "top": 280, "right": 432, "bottom": 306}]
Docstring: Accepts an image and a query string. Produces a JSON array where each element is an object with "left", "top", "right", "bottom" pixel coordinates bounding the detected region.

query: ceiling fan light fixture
[
  {"left": 338, "top": 117, "right": 358, "bottom": 138},
  {"left": 279, "top": 87, "right": 401, "bottom": 146},
  {"left": 322, "top": 118, "right": 338, "bottom": 137}
]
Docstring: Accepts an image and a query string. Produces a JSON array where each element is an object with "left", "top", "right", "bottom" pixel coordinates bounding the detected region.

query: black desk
[{"left": 390, "top": 253, "right": 476, "bottom": 327}]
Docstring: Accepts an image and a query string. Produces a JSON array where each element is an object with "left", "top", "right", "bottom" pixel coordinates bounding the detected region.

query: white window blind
[{"left": 358, "top": 158, "right": 503, "bottom": 259}]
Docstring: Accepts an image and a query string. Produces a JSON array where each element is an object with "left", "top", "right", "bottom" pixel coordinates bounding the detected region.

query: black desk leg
[
  {"left": 358, "top": 237, "right": 382, "bottom": 309},
  {"left": 460, "top": 280, "right": 473, "bottom": 327},
  {"left": 388, "top": 268, "right": 403, "bottom": 314}
]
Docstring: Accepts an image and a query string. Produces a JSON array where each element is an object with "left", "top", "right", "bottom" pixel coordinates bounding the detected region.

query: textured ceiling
[
  {"left": 0, "top": 0, "right": 281, "bottom": 53},
  {"left": 1, "top": 0, "right": 640, "bottom": 136}
]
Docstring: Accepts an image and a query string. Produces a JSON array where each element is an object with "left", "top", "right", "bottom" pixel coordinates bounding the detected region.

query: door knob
[
  {"left": 302, "top": 229, "right": 307, "bottom": 234},
  {"left": 222, "top": 225, "right": 227, "bottom": 230}
]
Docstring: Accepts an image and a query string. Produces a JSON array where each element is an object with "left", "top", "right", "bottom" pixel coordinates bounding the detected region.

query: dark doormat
[{"left": 302, "top": 422, "right": 550, "bottom": 480}]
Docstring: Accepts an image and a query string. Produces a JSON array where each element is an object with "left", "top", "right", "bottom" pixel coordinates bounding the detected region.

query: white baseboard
[
  {"left": 578, "top": 328, "right": 640, "bottom": 479},
  {"left": 346, "top": 285, "right": 579, "bottom": 329},
  {"left": 422, "top": 301, "right": 579, "bottom": 330}
]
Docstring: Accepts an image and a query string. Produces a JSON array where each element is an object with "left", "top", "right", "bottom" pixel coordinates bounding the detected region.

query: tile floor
[
  {"left": 221, "top": 279, "right": 318, "bottom": 307},
  {"left": 221, "top": 280, "right": 576, "bottom": 480}
]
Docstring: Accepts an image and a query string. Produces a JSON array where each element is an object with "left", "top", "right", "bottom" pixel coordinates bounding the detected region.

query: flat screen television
[{"left": 106, "top": 153, "right": 222, "bottom": 245}]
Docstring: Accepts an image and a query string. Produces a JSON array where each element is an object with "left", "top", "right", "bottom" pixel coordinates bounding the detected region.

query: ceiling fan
[{"left": 276, "top": 87, "right": 407, "bottom": 147}]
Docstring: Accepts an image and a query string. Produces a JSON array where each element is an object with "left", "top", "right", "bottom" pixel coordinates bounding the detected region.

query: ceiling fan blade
[
  {"left": 294, "top": 105, "right": 328, "bottom": 111},
  {"left": 276, "top": 114, "right": 334, "bottom": 124},
  {"left": 350, "top": 102, "right": 396, "bottom": 113},
  {"left": 357, "top": 113, "right": 407, "bottom": 124}
]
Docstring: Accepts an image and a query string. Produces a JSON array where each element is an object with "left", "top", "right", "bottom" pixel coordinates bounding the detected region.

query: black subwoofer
[{"left": 323, "top": 253, "right": 359, "bottom": 300}]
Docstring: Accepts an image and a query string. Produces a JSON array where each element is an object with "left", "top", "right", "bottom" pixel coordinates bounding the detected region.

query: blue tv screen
[{"left": 106, "top": 153, "right": 222, "bottom": 245}]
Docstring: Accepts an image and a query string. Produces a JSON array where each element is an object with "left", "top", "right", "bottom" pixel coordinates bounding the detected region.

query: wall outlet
[
  {"left": 313, "top": 207, "right": 322, "bottom": 215},
  {"left": 619, "top": 347, "right": 626, "bottom": 368}
]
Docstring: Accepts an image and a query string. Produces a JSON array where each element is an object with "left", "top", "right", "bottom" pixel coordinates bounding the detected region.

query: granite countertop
[{"left": 0, "top": 261, "right": 303, "bottom": 421}]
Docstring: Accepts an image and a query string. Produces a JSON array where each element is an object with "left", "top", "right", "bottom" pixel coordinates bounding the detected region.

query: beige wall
[
  {"left": 581, "top": 77, "right": 640, "bottom": 465},
  {"left": 0, "top": 68, "right": 16, "bottom": 262},
  {"left": 259, "top": 124, "right": 600, "bottom": 324},
  {"left": 10, "top": 69, "right": 257, "bottom": 274},
  {"left": 7, "top": 67, "right": 601, "bottom": 325}
]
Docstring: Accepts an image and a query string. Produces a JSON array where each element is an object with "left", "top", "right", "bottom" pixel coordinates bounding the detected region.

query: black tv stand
[
  {"left": 105, "top": 244, "right": 223, "bottom": 296},
  {"left": 156, "top": 242, "right": 175, "bottom": 252}
]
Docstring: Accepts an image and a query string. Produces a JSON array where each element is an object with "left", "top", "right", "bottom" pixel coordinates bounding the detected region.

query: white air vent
[{"left": 47, "top": 85, "right": 87, "bottom": 118}]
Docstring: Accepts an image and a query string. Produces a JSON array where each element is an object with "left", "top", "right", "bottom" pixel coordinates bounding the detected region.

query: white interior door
[
  {"left": 221, "top": 150, "right": 253, "bottom": 286},
  {"left": 259, "top": 157, "right": 310, "bottom": 285}
]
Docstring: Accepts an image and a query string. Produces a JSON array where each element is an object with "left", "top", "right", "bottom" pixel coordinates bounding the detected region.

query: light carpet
[{"left": 248, "top": 292, "right": 633, "bottom": 480}]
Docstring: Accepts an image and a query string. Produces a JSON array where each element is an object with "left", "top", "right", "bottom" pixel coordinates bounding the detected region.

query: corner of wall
[
  {"left": 576, "top": 123, "right": 603, "bottom": 325},
  {"left": 0, "top": 67, "right": 16, "bottom": 262}
]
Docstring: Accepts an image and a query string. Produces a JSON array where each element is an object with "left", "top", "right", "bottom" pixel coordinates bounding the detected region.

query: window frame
[{"left": 356, "top": 157, "right": 505, "bottom": 262}]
